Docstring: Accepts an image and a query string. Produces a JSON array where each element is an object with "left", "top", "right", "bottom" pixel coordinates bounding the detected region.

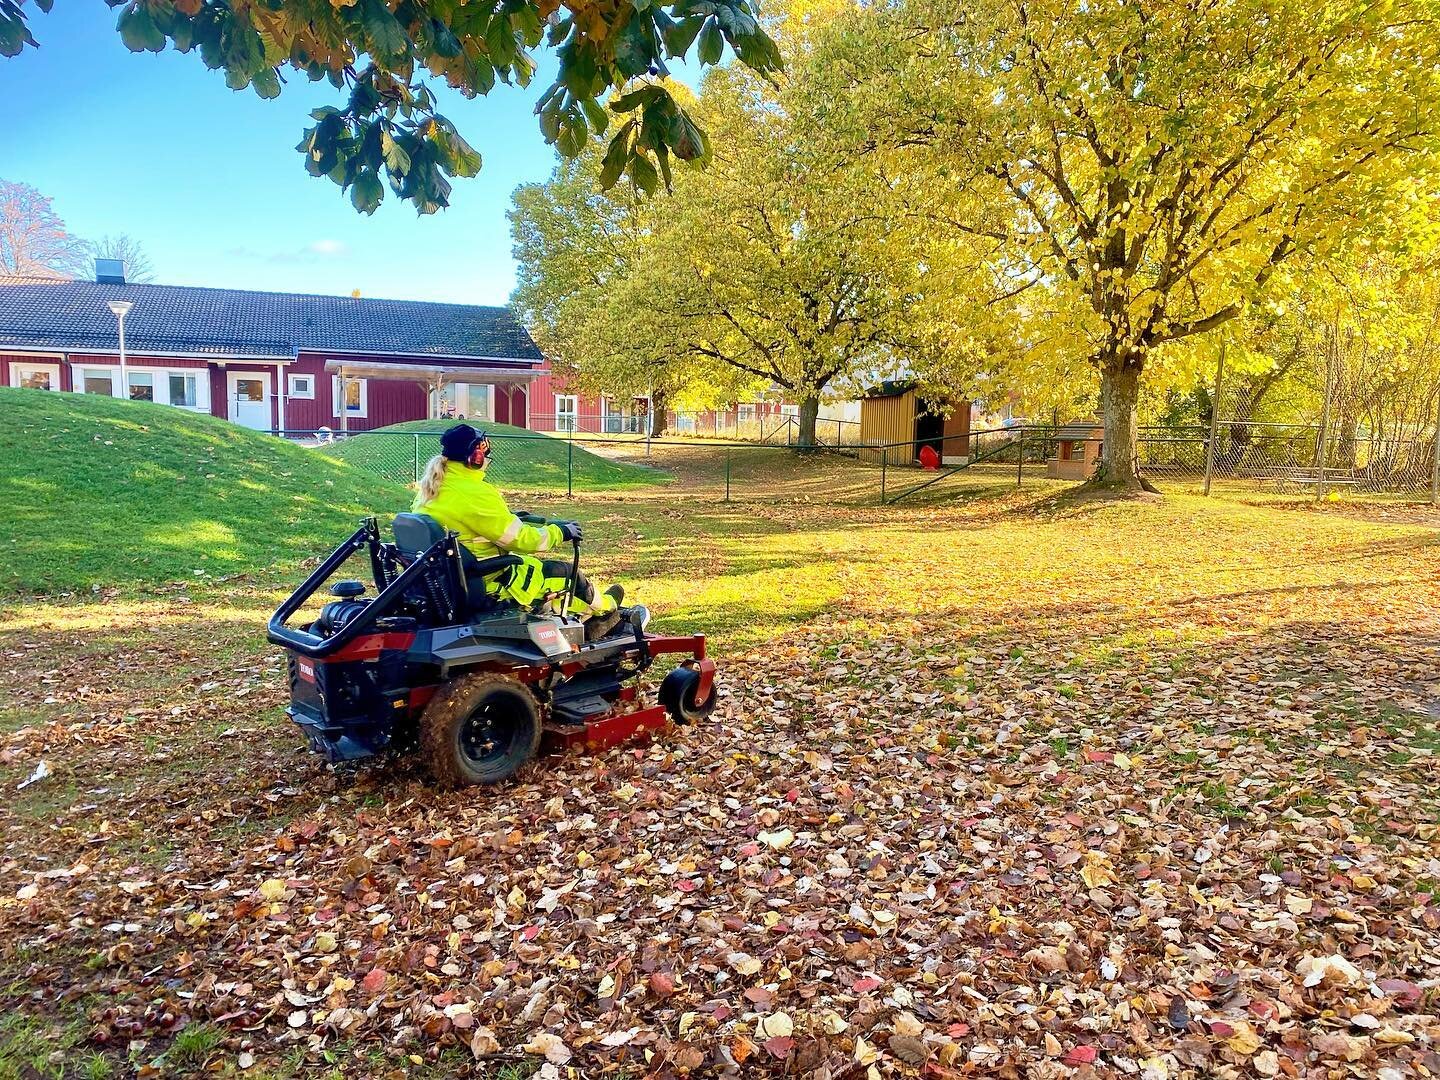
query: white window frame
[
  {"left": 126, "top": 370, "right": 156, "bottom": 402},
  {"left": 167, "top": 371, "right": 201, "bottom": 409},
  {"left": 467, "top": 383, "right": 493, "bottom": 422},
  {"left": 555, "top": 393, "right": 578, "bottom": 432},
  {"left": 9, "top": 361, "right": 61, "bottom": 391},
  {"left": 70, "top": 362, "right": 210, "bottom": 411},
  {"left": 332, "top": 375, "right": 369, "bottom": 419},
  {"left": 79, "top": 367, "right": 117, "bottom": 397},
  {"left": 738, "top": 403, "right": 757, "bottom": 422},
  {"left": 288, "top": 374, "right": 315, "bottom": 399}
]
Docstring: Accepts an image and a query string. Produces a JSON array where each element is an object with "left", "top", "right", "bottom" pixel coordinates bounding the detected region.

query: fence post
[
  {"left": 1017, "top": 428, "right": 1024, "bottom": 487},
  {"left": 566, "top": 437, "right": 574, "bottom": 498},
  {"left": 1316, "top": 332, "right": 1334, "bottom": 501},
  {"left": 1431, "top": 391, "right": 1440, "bottom": 506},
  {"left": 881, "top": 446, "right": 888, "bottom": 503},
  {"left": 1203, "top": 344, "right": 1226, "bottom": 496},
  {"left": 412, "top": 433, "right": 421, "bottom": 484},
  {"left": 724, "top": 447, "right": 732, "bottom": 503}
]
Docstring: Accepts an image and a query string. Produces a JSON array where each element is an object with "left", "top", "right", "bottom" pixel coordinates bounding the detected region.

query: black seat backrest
[
  {"left": 391, "top": 512, "right": 466, "bottom": 624},
  {"left": 393, "top": 512, "right": 446, "bottom": 557}
]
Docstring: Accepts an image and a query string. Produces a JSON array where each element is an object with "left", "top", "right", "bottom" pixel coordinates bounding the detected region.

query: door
[
  {"left": 555, "top": 394, "right": 577, "bottom": 432},
  {"left": 228, "top": 371, "right": 271, "bottom": 430}
]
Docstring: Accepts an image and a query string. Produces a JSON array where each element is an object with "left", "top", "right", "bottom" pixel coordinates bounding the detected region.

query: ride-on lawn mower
[{"left": 267, "top": 513, "right": 716, "bottom": 786}]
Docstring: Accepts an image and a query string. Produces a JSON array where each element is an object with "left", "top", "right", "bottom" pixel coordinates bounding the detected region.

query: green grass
[
  {"left": 0, "top": 386, "right": 411, "bottom": 595},
  {"left": 0, "top": 1012, "right": 87, "bottom": 1080},
  {"left": 319, "top": 419, "right": 668, "bottom": 492},
  {"left": 168, "top": 1023, "right": 223, "bottom": 1068}
]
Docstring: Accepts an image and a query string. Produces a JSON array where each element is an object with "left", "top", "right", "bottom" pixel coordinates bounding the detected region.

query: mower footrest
[{"left": 551, "top": 693, "right": 618, "bottom": 726}]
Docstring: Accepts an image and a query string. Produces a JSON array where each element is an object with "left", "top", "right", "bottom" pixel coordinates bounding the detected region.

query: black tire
[
  {"left": 420, "top": 672, "right": 541, "bottom": 788},
  {"left": 658, "top": 666, "right": 716, "bottom": 725}
]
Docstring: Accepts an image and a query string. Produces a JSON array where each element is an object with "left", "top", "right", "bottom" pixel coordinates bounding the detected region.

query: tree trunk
[
  {"left": 796, "top": 395, "right": 820, "bottom": 449},
  {"left": 649, "top": 386, "right": 669, "bottom": 437},
  {"left": 1095, "top": 361, "right": 1148, "bottom": 490}
]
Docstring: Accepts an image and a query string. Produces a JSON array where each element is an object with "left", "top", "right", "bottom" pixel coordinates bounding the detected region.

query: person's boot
[{"left": 583, "top": 585, "right": 626, "bottom": 642}]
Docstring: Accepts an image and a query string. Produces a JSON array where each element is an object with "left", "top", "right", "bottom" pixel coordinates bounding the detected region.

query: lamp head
[{"left": 106, "top": 300, "right": 133, "bottom": 319}]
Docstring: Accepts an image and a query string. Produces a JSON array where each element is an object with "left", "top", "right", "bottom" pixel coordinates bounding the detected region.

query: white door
[{"left": 228, "top": 371, "right": 271, "bottom": 430}]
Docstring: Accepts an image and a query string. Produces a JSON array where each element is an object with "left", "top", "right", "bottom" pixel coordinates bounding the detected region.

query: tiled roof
[{"left": 0, "top": 279, "right": 543, "bottom": 362}]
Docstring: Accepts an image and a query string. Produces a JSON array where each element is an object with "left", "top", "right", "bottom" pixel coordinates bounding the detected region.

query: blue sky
[{"left": 3, "top": 3, "right": 658, "bottom": 304}]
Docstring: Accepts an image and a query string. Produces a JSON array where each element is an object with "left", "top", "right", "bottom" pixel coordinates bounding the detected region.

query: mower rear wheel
[
  {"left": 420, "top": 673, "right": 541, "bottom": 788},
  {"left": 658, "top": 666, "right": 716, "bottom": 725}
]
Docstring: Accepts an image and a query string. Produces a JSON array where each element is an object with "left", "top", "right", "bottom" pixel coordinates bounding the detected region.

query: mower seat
[
  {"left": 391, "top": 513, "right": 520, "bottom": 620},
  {"left": 393, "top": 512, "right": 446, "bottom": 555}
]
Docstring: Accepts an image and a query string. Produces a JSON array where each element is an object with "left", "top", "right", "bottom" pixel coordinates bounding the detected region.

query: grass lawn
[
  {"left": 318, "top": 420, "right": 669, "bottom": 493},
  {"left": 2, "top": 444, "right": 1438, "bottom": 1078},
  {"left": 0, "top": 387, "right": 411, "bottom": 596}
]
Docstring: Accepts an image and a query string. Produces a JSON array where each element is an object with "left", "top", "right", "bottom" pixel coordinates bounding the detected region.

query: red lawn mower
[{"left": 267, "top": 514, "right": 715, "bottom": 786}]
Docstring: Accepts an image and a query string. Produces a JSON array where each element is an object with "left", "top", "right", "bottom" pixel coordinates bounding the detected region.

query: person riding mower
[
  {"left": 414, "top": 424, "right": 624, "bottom": 642},
  {"left": 266, "top": 425, "right": 717, "bottom": 787}
]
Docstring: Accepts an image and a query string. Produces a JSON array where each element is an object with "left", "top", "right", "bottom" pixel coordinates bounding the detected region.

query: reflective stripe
[
  {"left": 535, "top": 527, "right": 553, "bottom": 553},
  {"left": 497, "top": 516, "right": 522, "bottom": 547}
]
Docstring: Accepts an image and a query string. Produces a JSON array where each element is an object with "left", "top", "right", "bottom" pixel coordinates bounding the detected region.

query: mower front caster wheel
[
  {"left": 658, "top": 666, "right": 716, "bottom": 725},
  {"left": 420, "top": 673, "right": 541, "bottom": 788}
]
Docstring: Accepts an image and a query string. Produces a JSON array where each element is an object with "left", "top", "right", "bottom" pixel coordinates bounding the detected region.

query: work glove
[{"left": 557, "top": 521, "right": 584, "bottom": 542}]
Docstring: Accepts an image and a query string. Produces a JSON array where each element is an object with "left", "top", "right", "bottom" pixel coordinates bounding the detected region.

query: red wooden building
[
  {"left": 0, "top": 268, "right": 545, "bottom": 432},
  {"left": 527, "top": 366, "right": 791, "bottom": 437}
]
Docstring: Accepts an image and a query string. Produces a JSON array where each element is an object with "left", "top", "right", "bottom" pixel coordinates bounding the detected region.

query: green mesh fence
[{"left": 312, "top": 431, "right": 666, "bottom": 494}]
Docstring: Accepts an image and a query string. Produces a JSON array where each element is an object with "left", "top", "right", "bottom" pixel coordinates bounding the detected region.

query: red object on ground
[
  {"left": 546, "top": 704, "right": 669, "bottom": 751},
  {"left": 918, "top": 445, "right": 940, "bottom": 469}
]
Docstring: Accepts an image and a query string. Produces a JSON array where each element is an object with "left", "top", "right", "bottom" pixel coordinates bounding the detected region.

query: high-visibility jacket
[{"left": 412, "top": 461, "right": 564, "bottom": 559}]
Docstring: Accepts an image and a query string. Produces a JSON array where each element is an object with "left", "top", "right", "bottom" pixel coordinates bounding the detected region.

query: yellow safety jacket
[{"left": 412, "top": 461, "right": 564, "bottom": 559}]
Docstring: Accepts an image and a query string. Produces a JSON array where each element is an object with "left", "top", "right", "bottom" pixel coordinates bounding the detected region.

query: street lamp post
[{"left": 106, "top": 300, "right": 134, "bottom": 399}]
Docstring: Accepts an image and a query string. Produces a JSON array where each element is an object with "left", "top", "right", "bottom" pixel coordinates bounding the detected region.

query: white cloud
[{"left": 307, "top": 239, "right": 350, "bottom": 257}]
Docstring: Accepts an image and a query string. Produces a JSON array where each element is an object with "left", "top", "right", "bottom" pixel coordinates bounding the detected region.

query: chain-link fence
[
  {"left": 525, "top": 410, "right": 865, "bottom": 447},
  {"left": 282, "top": 419, "right": 1440, "bottom": 508},
  {"left": 284, "top": 429, "right": 890, "bottom": 504},
  {"left": 873, "top": 422, "right": 1440, "bottom": 503}
]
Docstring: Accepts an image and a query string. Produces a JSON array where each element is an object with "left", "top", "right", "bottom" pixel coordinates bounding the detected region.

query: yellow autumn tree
[{"left": 800, "top": 0, "right": 1440, "bottom": 488}]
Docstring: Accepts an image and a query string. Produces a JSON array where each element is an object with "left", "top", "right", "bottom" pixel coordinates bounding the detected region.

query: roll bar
[{"left": 266, "top": 517, "right": 521, "bottom": 659}]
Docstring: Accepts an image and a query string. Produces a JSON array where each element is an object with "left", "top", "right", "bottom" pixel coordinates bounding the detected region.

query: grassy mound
[
  {"left": 319, "top": 419, "right": 667, "bottom": 491},
  {"left": 0, "top": 387, "right": 409, "bottom": 595}
]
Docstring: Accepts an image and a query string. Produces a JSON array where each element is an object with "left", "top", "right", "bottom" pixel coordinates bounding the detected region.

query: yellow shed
[{"left": 858, "top": 382, "right": 970, "bottom": 465}]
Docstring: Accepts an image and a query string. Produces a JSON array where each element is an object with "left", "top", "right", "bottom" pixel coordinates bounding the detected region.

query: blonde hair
[{"left": 416, "top": 454, "right": 448, "bottom": 506}]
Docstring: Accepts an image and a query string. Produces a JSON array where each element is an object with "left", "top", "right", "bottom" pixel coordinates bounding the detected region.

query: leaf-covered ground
[{"left": 2, "top": 468, "right": 1438, "bottom": 1079}]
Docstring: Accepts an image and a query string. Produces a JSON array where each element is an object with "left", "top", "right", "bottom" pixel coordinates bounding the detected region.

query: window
[
  {"left": 82, "top": 369, "right": 114, "bottom": 396},
  {"left": 12, "top": 364, "right": 59, "bottom": 391},
  {"left": 466, "top": 383, "right": 493, "bottom": 422},
  {"left": 169, "top": 373, "right": 199, "bottom": 408},
  {"left": 288, "top": 374, "right": 314, "bottom": 399},
  {"left": 128, "top": 371, "right": 154, "bottom": 402},
  {"left": 331, "top": 376, "right": 368, "bottom": 418},
  {"left": 555, "top": 394, "right": 578, "bottom": 433},
  {"left": 738, "top": 404, "right": 757, "bottom": 422}
]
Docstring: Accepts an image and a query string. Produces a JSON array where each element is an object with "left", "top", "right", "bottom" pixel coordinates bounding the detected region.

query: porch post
[{"left": 339, "top": 373, "right": 349, "bottom": 434}]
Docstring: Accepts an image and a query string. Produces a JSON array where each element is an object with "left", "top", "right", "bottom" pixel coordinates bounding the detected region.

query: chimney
[{"left": 95, "top": 258, "right": 126, "bottom": 284}]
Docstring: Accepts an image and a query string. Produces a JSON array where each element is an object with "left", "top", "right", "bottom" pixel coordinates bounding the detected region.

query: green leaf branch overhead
[{"left": 2, "top": 0, "right": 779, "bottom": 213}]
